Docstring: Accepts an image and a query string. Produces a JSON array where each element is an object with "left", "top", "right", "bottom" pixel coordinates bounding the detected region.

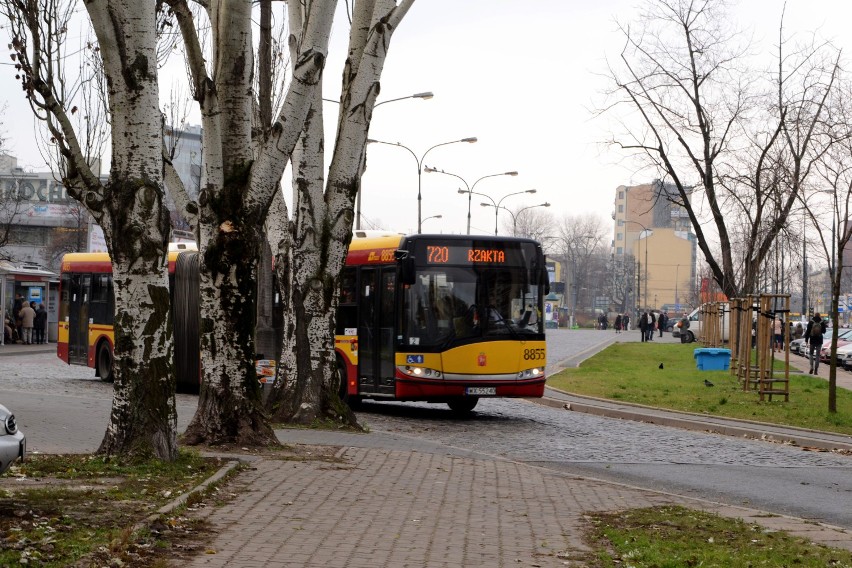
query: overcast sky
[{"left": 2, "top": 0, "right": 851, "bottom": 238}]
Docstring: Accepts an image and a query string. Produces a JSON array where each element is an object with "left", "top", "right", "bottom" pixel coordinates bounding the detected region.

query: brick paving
[{"left": 184, "top": 429, "right": 852, "bottom": 567}]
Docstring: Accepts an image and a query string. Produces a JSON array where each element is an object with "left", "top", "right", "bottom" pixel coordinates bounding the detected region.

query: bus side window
[
  {"left": 339, "top": 268, "right": 356, "bottom": 304},
  {"left": 336, "top": 267, "right": 357, "bottom": 335}
]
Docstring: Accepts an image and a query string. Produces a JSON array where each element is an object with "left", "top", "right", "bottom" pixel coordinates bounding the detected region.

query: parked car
[
  {"left": 832, "top": 342, "right": 852, "bottom": 366},
  {"left": 799, "top": 329, "right": 852, "bottom": 361},
  {"left": 820, "top": 329, "right": 852, "bottom": 363},
  {"left": 0, "top": 402, "right": 25, "bottom": 475}
]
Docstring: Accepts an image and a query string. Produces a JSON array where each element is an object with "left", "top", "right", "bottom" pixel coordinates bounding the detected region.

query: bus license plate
[{"left": 466, "top": 387, "right": 496, "bottom": 396}]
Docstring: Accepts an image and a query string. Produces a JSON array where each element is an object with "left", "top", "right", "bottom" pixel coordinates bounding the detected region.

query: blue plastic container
[{"left": 693, "top": 348, "right": 731, "bottom": 371}]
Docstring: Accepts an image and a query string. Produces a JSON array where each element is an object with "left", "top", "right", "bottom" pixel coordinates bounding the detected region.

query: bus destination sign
[{"left": 426, "top": 245, "right": 506, "bottom": 265}]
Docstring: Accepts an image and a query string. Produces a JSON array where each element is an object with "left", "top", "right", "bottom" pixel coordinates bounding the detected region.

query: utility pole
[{"left": 636, "top": 259, "right": 641, "bottom": 314}]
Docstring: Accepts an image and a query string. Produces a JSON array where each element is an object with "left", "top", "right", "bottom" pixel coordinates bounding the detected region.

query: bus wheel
[
  {"left": 97, "top": 341, "right": 114, "bottom": 383},
  {"left": 447, "top": 397, "right": 478, "bottom": 414},
  {"left": 336, "top": 359, "right": 360, "bottom": 409}
]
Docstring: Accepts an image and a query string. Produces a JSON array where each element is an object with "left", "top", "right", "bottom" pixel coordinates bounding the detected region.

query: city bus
[
  {"left": 336, "top": 232, "right": 548, "bottom": 412},
  {"left": 58, "top": 233, "right": 549, "bottom": 410},
  {"left": 57, "top": 243, "right": 201, "bottom": 393}
]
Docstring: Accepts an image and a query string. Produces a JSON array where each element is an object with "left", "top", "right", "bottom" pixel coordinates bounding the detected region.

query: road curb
[
  {"left": 533, "top": 394, "right": 852, "bottom": 453},
  {"left": 134, "top": 457, "right": 245, "bottom": 532}
]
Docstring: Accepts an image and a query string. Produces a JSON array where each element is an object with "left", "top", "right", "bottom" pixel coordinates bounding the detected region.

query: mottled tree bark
[
  {"left": 3, "top": 0, "right": 178, "bottom": 459},
  {"left": 268, "top": 0, "right": 414, "bottom": 426}
]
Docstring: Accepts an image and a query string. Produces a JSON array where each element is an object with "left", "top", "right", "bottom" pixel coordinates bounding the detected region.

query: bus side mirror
[{"left": 396, "top": 250, "right": 416, "bottom": 285}]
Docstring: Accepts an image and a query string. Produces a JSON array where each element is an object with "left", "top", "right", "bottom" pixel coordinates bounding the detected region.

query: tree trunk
[
  {"left": 182, "top": 182, "right": 276, "bottom": 446},
  {"left": 267, "top": 0, "right": 413, "bottom": 427},
  {"left": 98, "top": 182, "right": 176, "bottom": 459},
  {"left": 85, "top": 0, "right": 178, "bottom": 459}
]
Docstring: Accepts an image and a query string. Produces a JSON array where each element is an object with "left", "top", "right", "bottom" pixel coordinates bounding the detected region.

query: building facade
[
  {"left": 0, "top": 154, "right": 89, "bottom": 271},
  {"left": 613, "top": 180, "right": 696, "bottom": 312}
]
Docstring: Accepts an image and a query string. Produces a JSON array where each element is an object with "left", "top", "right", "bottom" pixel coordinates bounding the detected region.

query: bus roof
[
  {"left": 346, "top": 233, "right": 405, "bottom": 266},
  {"left": 61, "top": 249, "right": 189, "bottom": 274}
]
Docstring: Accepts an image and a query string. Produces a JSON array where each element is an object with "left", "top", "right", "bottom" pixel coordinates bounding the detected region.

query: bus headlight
[
  {"left": 399, "top": 365, "right": 442, "bottom": 378},
  {"left": 517, "top": 367, "right": 542, "bottom": 379}
]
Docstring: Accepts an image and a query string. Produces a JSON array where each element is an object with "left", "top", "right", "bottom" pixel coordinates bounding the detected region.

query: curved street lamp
[
  {"left": 477, "top": 189, "right": 537, "bottom": 235},
  {"left": 323, "top": 91, "right": 434, "bottom": 230},
  {"left": 481, "top": 202, "right": 551, "bottom": 236},
  {"left": 425, "top": 167, "right": 518, "bottom": 235},
  {"left": 422, "top": 214, "right": 443, "bottom": 227},
  {"left": 367, "top": 136, "right": 477, "bottom": 232}
]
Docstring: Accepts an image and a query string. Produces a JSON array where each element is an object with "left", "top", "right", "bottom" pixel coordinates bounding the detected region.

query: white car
[{"left": 0, "top": 402, "right": 25, "bottom": 475}]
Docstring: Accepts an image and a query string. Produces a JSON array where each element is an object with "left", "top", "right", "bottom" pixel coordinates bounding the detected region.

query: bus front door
[
  {"left": 66, "top": 273, "right": 91, "bottom": 366},
  {"left": 358, "top": 267, "right": 396, "bottom": 396}
]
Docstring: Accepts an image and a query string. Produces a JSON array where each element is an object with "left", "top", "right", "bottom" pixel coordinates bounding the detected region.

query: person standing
[
  {"left": 647, "top": 311, "right": 656, "bottom": 341},
  {"left": 614, "top": 314, "right": 622, "bottom": 334},
  {"left": 20, "top": 301, "right": 36, "bottom": 345},
  {"left": 658, "top": 311, "right": 668, "bottom": 338},
  {"left": 623, "top": 312, "right": 631, "bottom": 332},
  {"left": 34, "top": 303, "right": 48, "bottom": 344},
  {"left": 806, "top": 313, "right": 825, "bottom": 374},
  {"left": 679, "top": 312, "right": 691, "bottom": 343},
  {"left": 773, "top": 316, "right": 783, "bottom": 352},
  {"left": 12, "top": 293, "right": 24, "bottom": 342},
  {"left": 639, "top": 311, "right": 649, "bottom": 342}
]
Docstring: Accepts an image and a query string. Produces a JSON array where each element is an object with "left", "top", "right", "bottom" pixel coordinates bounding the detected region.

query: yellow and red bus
[
  {"left": 335, "top": 232, "right": 548, "bottom": 412},
  {"left": 57, "top": 244, "right": 201, "bottom": 393},
  {"left": 58, "top": 233, "right": 548, "bottom": 411}
]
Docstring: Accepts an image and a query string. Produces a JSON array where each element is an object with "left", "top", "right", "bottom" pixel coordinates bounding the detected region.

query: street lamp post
[
  {"left": 425, "top": 167, "right": 518, "bottom": 235},
  {"left": 367, "top": 136, "right": 477, "bottom": 232},
  {"left": 421, "top": 214, "right": 443, "bottom": 227},
  {"left": 475, "top": 189, "right": 537, "bottom": 235},
  {"left": 323, "top": 92, "right": 434, "bottom": 231},
  {"left": 675, "top": 264, "right": 679, "bottom": 310},
  {"left": 480, "top": 202, "right": 550, "bottom": 236},
  {"left": 623, "top": 220, "right": 650, "bottom": 310}
]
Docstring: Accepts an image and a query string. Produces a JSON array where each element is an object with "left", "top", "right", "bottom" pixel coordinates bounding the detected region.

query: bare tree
[
  {"left": 605, "top": 0, "right": 838, "bottom": 299},
  {"left": 504, "top": 205, "right": 554, "bottom": 241},
  {"left": 41, "top": 203, "right": 88, "bottom": 270},
  {"left": 3, "top": 0, "right": 178, "bottom": 459},
  {"left": 267, "top": 0, "right": 415, "bottom": 426},
  {"left": 161, "top": 0, "right": 337, "bottom": 446},
  {"left": 806, "top": 80, "right": 852, "bottom": 413},
  {"left": 553, "top": 214, "right": 608, "bottom": 322}
]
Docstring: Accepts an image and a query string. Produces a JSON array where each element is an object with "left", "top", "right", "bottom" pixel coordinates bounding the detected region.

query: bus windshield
[{"left": 401, "top": 265, "right": 543, "bottom": 349}]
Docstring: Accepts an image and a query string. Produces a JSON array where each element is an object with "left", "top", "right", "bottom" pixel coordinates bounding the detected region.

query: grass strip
[
  {"left": 586, "top": 505, "right": 852, "bottom": 567},
  {"left": 547, "top": 342, "right": 852, "bottom": 435}
]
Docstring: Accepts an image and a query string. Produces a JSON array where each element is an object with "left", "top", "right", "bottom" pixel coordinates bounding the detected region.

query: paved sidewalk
[{"left": 183, "top": 427, "right": 852, "bottom": 568}]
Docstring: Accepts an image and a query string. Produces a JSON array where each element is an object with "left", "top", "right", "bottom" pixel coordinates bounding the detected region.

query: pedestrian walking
[
  {"left": 20, "top": 301, "right": 36, "bottom": 345},
  {"left": 614, "top": 314, "right": 622, "bottom": 334},
  {"left": 658, "top": 311, "right": 668, "bottom": 338},
  {"left": 623, "top": 312, "right": 630, "bottom": 332},
  {"left": 34, "top": 303, "right": 48, "bottom": 344},
  {"left": 806, "top": 313, "right": 826, "bottom": 374}
]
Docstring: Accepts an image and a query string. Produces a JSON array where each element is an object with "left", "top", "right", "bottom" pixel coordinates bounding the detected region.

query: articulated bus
[
  {"left": 336, "top": 233, "right": 548, "bottom": 412},
  {"left": 57, "top": 243, "right": 201, "bottom": 393},
  {"left": 58, "top": 234, "right": 548, "bottom": 411}
]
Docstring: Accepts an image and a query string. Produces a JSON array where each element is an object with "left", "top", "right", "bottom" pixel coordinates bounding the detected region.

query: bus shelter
[{"left": 0, "top": 261, "right": 59, "bottom": 345}]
